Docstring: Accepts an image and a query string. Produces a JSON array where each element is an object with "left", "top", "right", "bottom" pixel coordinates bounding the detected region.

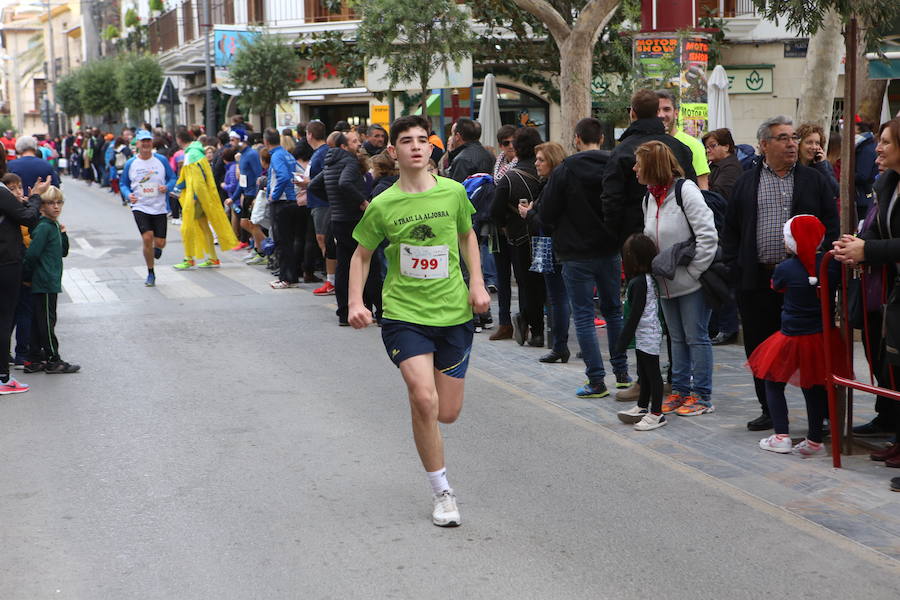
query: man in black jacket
[
  {"left": 721, "top": 115, "right": 839, "bottom": 431},
  {"left": 309, "top": 130, "right": 381, "bottom": 325},
  {"left": 447, "top": 118, "right": 494, "bottom": 183},
  {"left": 600, "top": 89, "right": 697, "bottom": 243},
  {"left": 540, "top": 117, "right": 631, "bottom": 399}
]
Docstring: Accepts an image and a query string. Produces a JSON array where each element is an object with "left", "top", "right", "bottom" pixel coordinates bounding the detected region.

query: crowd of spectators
[{"left": 1, "top": 92, "right": 899, "bottom": 491}]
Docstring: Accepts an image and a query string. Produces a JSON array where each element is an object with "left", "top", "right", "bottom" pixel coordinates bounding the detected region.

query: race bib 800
[{"left": 399, "top": 244, "right": 449, "bottom": 279}]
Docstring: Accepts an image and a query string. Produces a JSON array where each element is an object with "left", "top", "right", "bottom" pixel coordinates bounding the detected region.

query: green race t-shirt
[
  {"left": 675, "top": 129, "right": 711, "bottom": 177},
  {"left": 353, "top": 175, "right": 476, "bottom": 327}
]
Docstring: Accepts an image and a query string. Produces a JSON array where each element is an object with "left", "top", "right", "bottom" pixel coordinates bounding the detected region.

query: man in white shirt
[{"left": 120, "top": 130, "right": 177, "bottom": 286}]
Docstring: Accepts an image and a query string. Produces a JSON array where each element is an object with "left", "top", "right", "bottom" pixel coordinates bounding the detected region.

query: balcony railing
[
  {"left": 183, "top": 0, "right": 195, "bottom": 42},
  {"left": 210, "top": 0, "right": 235, "bottom": 25},
  {"left": 698, "top": 0, "right": 760, "bottom": 18},
  {"left": 149, "top": 8, "right": 179, "bottom": 53},
  {"left": 303, "top": 0, "right": 357, "bottom": 23}
]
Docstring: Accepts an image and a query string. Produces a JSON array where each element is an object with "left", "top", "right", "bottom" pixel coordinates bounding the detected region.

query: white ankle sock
[
  {"left": 427, "top": 468, "right": 450, "bottom": 495},
  {"left": 327, "top": 274, "right": 335, "bottom": 284}
]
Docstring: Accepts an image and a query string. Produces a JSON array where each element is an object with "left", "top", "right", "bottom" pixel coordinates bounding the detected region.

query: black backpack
[{"left": 674, "top": 179, "right": 727, "bottom": 236}]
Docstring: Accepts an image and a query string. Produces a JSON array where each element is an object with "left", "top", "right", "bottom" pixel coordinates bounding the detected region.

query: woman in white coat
[{"left": 637, "top": 141, "right": 718, "bottom": 417}]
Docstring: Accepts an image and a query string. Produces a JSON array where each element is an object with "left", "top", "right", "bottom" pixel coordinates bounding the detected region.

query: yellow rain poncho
[{"left": 177, "top": 142, "right": 238, "bottom": 259}]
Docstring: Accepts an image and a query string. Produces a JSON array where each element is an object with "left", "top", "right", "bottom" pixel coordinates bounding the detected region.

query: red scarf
[{"left": 647, "top": 182, "right": 672, "bottom": 206}]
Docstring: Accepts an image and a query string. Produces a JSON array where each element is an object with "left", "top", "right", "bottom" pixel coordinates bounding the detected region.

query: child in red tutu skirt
[{"left": 747, "top": 214, "right": 850, "bottom": 457}]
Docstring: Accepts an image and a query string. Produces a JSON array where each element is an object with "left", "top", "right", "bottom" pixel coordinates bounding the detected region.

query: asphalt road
[{"left": 1, "top": 178, "right": 898, "bottom": 599}]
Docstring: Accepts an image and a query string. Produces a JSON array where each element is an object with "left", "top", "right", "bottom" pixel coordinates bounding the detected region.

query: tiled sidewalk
[{"left": 471, "top": 322, "right": 900, "bottom": 560}]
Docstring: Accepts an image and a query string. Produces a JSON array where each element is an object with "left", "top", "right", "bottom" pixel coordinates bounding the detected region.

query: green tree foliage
[
  {"left": 149, "top": 0, "right": 164, "bottom": 12},
  {"left": 751, "top": 0, "right": 900, "bottom": 50},
  {"left": 229, "top": 33, "right": 299, "bottom": 128},
  {"left": 295, "top": 30, "right": 364, "bottom": 90},
  {"left": 102, "top": 25, "right": 121, "bottom": 41},
  {"left": 117, "top": 54, "right": 163, "bottom": 113},
  {"left": 470, "top": 0, "right": 639, "bottom": 126},
  {"left": 124, "top": 8, "right": 140, "bottom": 28},
  {"left": 77, "top": 58, "right": 124, "bottom": 117},
  {"left": 55, "top": 70, "right": 83, "bottom": 117},
  {"left": 354, "top": 0, "right": 471, "bottom": 112}
]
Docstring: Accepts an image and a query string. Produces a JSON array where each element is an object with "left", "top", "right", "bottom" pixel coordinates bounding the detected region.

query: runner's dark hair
[
  {"left": 264, "top": 128, "right": 281, "bottom": 146},
  {"left": 389, "top": 115, "right": 431, "bottom": 146}
]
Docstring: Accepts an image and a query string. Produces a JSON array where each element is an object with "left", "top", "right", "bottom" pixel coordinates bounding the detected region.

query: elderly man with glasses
[{"left": 721, "top": 115, "right": 840, "bottom": 431}]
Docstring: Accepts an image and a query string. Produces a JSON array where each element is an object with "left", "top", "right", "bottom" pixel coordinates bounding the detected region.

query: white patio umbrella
[
  {"left": 478, "top": 73, "right": 502, "bottom": 151},
  {"left": 707, "top": 65, "right": 733, "bottom": 131}
]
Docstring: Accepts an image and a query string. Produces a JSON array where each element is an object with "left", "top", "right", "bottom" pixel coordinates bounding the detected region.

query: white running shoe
[
  {"left": 634, "top": 413, "right": 667, "bottom": 431},
  {"left": 792, "top": 439, "right": 826, "bottom": 458},
  {"left": 171, "top": 218, "right": 182, "bottom": 225},
  {"left": 617, "top": 405, "right": 648, "bottom": 424},
  {"left": 759, "top": 434, "right": 793, "bottom": 454},
  {"left": 432, "top": 490, "right": 460, "bottom": 527}
]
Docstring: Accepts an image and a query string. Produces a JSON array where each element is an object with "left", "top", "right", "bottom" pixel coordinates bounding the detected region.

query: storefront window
[{"left": 472, "top": 84, "right": 550, "bottom": 142}]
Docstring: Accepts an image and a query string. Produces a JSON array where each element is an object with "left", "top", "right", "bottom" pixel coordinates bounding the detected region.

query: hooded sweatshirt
[
  {"left": 600, "top": 117, "right": 697, "bottom": 245},
  {"left": 539, "top": 150, "right": 616, "bottom": 260}
]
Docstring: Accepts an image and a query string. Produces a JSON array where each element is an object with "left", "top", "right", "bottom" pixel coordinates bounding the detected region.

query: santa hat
[{"left": 783, "top": 215, "right": 825, "bottom": 285}]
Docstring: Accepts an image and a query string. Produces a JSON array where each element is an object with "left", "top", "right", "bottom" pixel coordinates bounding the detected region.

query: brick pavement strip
[{"left": 470, "top": 328, "right": 900, "bottom": 560}]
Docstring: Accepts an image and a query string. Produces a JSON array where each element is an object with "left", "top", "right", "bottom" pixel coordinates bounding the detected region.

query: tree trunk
[
  {"left": 858, "top": 79, "right": 888, "bottom": 127},
  {"left": 796, "top": 8, "right": 843, "bottom": 143},
  {"left": 420, "top": 82, "right": 430, "bottom": 118},
  {"left": 558, "top": 31, "right": 593, "bottom": 154}
]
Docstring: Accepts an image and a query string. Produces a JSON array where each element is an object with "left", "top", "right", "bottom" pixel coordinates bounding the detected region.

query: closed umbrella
[
  {"left": 707, "top": 65, "right": 733, "bottom": 131},
  {"left": 478, "top": 73, "right": 502, "bottom": 151}
]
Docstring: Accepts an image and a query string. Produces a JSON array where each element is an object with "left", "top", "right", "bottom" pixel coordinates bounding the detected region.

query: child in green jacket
[{"left": 23, "top": 186, "right": 80, "bottom": 374}]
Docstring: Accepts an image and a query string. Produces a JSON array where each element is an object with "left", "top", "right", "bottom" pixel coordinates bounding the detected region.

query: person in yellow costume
[{"left": 172, "top": 130, "right": 239, "bottom": 269}]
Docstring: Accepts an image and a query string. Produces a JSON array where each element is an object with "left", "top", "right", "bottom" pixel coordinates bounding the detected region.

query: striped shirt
[{"left": 756, "top": 162, "right": 795, "bottom": 263}]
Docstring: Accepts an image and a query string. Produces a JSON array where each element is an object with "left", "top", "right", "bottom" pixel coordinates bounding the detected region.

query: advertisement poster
[
  {"left": 679, "top": 37, "right": 709, "bottom": 137},
  {"left": 634, "top": 35, "right": 680, "bottom": 91},
  {"left": 632, "top": 34, "right": 710, "bottom": 137},
  {"left": 214, "top": 29, "right": 258, "bottom": 90}
]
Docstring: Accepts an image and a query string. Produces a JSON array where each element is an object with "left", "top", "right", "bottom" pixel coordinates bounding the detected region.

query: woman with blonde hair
[
  {"left": 638, "top": 140, "right": 718, "bottom": 418},
  {"left": 515, "top": 141, "right": 572, "bottom": 361}
]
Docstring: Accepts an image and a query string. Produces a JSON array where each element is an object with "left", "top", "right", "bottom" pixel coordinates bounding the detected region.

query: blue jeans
[
  {"left": 561, "top": 255, "right": 627, "bottom": 384},
  {"left": 659, "top": 288, "right": 713, "bottom": 401},
  {"left": 544, "top": 265, "right": 570, "bottom": 354},
  {"left": 481, "top": 241, "right": 497, "bottom": 287},
  {"left": 709, "top": 297, "right": 739, "bottom": 336}
]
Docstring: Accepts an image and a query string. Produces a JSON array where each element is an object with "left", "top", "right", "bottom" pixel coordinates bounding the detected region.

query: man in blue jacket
[
  {"left": 231, "top": 130, "right": 265, "bottom": 264},
  {"left": 264, "top": 128, "right": 303, "bottom": 289},
  {"left": 120, "top": 130, "right": 177, "bottom": 286}
]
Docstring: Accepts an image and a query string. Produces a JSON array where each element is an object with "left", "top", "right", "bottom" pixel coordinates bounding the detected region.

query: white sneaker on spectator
[
  {"left": 617, "top": 405, "right": 648, "bottom": 424},
  {"left": 792, "top": 439, "right": 825, "bottom": 458},
  {"left": 759, "top": 434, "right": 792, "bottom": 454},
  {"left": 634, "top": 413, "right": 666, "bottom": 431},
  {"left": 432, "top": 490, "right": 460, "bottom": 527}
]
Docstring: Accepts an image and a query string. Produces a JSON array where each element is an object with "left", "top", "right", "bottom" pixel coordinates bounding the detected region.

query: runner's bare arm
[
  {"left": 348, "top": 244, "right": 375, "bottom": 329},
  {"left": 458, "top": 228, "right": 490, "bottom": 314}
]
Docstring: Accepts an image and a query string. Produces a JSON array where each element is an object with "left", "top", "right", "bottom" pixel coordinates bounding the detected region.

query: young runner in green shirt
[{"left": 348, "top": 115, "right": 491, "bottom": 527}]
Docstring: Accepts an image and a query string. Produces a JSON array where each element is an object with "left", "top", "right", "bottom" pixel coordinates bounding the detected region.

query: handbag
[
  {"left": 250, "top": 189, "right": 270, "bottom": 229},
  {"left": 529, "top": 232, "right": 554, "bottom": 274}
]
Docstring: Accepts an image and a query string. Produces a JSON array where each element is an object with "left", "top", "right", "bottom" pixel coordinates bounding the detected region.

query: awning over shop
[
  {"left": 412, "top": 93, "right": 441, "bottom": 117},
  {"left": 867, "top": 51, "right": 900, "bottom": 80}
]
